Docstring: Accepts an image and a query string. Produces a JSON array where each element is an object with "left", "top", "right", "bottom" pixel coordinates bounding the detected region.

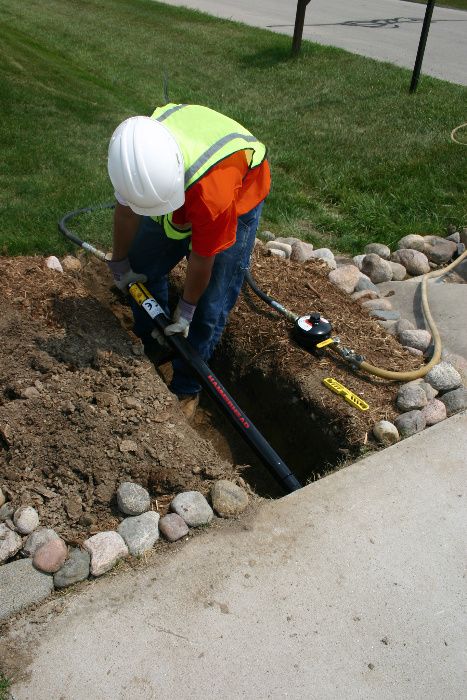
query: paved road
[
  {"left": 161, "top": 0, "right": 467, "bottom": 85},
  {"left": 9, "top": 413, "right": 467, "bottom": 699}
]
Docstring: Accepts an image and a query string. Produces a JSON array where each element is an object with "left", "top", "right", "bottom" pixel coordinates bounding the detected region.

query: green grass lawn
[
  {"left": 0, "top": 0, "right": 465, "bottom": 257},
  {"left": 409, "top": 0, "right": 467, "bottom": 9}
]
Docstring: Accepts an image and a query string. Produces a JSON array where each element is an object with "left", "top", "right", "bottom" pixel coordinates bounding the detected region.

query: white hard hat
[{"left": 108, "top": 116, "right": 185, "bottom": 216}]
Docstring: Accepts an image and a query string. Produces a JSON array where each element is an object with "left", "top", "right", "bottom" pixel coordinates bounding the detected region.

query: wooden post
[{"left": 292, "top": 0, "right": 311, "bottom": 56}]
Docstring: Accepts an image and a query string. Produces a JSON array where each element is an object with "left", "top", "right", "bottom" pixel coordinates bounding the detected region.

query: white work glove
[
  {"left": 164, "top": 298, "right": 197, "bottom": 338},
  {"left": 105, "top": 255, "right": 147, "bottom": 292}
]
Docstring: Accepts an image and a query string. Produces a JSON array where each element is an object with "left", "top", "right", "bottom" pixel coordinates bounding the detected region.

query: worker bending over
[{"left": 106, "top": 103, "right": 270, "bottom": 415}]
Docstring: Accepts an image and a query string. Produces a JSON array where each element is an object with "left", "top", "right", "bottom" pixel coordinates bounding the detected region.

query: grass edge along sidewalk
[{"left": 0, "top": 0, "right": 465, "bottom": 257}]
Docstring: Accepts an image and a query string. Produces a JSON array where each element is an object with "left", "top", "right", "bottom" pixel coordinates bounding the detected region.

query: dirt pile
[{"left": 0, "top": 257, "right": 231, "bottom": 542}]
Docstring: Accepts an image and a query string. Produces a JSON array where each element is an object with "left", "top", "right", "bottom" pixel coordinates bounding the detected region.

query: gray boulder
[
  {"left": 372, "top": 420, "right": 399, "bottom": 445},
  {"left": 328, "top": 265, "right": 362, "bottom": 293},
  {"left": 361, "top": 254, "right": 393, "bottom": 284},
  {"left": 389, "top": 261, "right": 407, "bottom": 281},
  {"left": 211, "top": 480, "right": 249, "bottom": 518},
  {"left": 171, "top": 491, "right": 213, "bottom": 527},
  {"left": 397, "top": 234, "right": 426, "bottom": 252},
  {"left": 421, "top": 399, "right": 446, "bottom": 426},
  {"left": 425, "top": 362, "right": 462, "bottom": 392},
  {"left": 394, "top": 410, "right": 426, "bottom": 438},
  {"left": 117, "top": 511, "right": 160, "bottom": 556},
  {"left": 0, "top": 523, "right": 22, "bottom": 564},
  {"left": 423, "top": 236, "right": 457, "bottom": 264},
  {"left": 364, "top": 243, "right": 391, "bottom": 260},
  {"left": 398, "top": 330, "right": 432, "bottom": 353},
  {"left": 439, "top": 388, "right": 467, "bottom": 416},
  {"left": 54, "top": 548, "right": 90, "bottom": 588},
  {"left": 396, "top": 384, "right": 428, "bottom": 412},
  {"left": 391, "top": 249, "right": 430, "bottom": 276},
  {"left": 117, "top": 482, "right": 151, "bottom": 516}
]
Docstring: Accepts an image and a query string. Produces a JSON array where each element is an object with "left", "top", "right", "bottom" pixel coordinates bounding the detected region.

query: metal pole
[
  {"left": 292, "top": 0, "right": 311, "bottom": 56},
  {"left": 410, "top": 0, "right": 436, "bottom": 93}
]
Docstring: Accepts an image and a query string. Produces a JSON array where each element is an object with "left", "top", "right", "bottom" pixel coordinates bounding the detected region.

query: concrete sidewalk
[
  {"left": 160, "top": 0, "right": 467, "bottom": 85},
  {"left": 7, "top": 412, "right": 466, "bottom": 699}
]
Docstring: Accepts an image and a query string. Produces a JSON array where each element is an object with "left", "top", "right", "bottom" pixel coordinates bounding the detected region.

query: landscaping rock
[
  {"left": 290, "top": 241, "right": 315, "bottom": 263},
  {"left": 389, "top": 261, "right": 407, "bottom": 281},
  {"left": 328, "top": 265, "right": 362, "bottom": 293},
  {"left": 265, "top": 241, "right": 292, "bottom": 258},
  {"left": 364, "top": 243, "right": 391, "bottom": 260},
  {"left": 13, "top": 506, "right": 39, "bottom": 535},
  {"left": 352, "top": 254, "right": 365, "bottom": 270},
  {"left": 394, "top": 410, "right": 426, "bottom": 438},
  {"left": 268, "top": 248, "right": 287, "bottom": 259},
  {"left": 275, "top": 236, "right": 302, "bottom": 247},
  {"left": 309, "top": 248, "right": 336, "bottom": 269},
  {"left": 62, "top": 255, "right": 82, "bottom": 272},
  {"left": 21, "top": 386, "right": 40, "bottom": 399},
  {"left": 396, "top": 318, "right": 415, "bottom": 336},
  {"left": 421, "top": 399, "right": 447, "bottom": 426},
  {"left": 117, "top": 511, "right": 160, "bottom": 556},
  {"left": 116, "top": 482, "right": 151, "bottom": 516},
  {"left": 425, "top": 362, "right": 462, "bottom": 392},
  {"left": 23, "top": 527, "right": 60, "bottom": 557},
  {"left": 446, "top": 231, "right": 460, "bottom": 244},
  {"left": 258, "top": 230, "right": 275, "bottom": 242},
  {"left": 354, "top": 275, "right": 380, "bottom": 294},
  {"left": 159, "top": 513, "right": 189, "bottom": 542},
  {"left": 419, "top": 381, "right": 438, "bottom": 400},
  {"left": 0, "top": 502, "right": 14, "bottom": 522},
  {"left": 361, "top": 298, "right": 393, "bottom": 311},
  {"left": 398, "top": 329, "right": 432, "bottom": 353},
  {"left": 377, "top": 320, "right": 397, "bottom": 335},
  {"left": 372, "top": 420, "right": 399, "bottom": 445},
  {"left": 0, "top": 522, "right": 22, "bottom": 564},
  {"left": 391, "top": 249, "right": 430, "bottom": 276},
  {"left": 439, "top": 388, "right": 467, "bottom": 416},
  {"left": 46, "top": 255, "right": 63, "bottom": 272},
  {"left": 369, "top": 309, "right": 401, "bottom": 321},
  {"left": 396, "top": 384, "right": 428, "bottom": 412},
  {"left": 211, "top": 480, "right": 249, "bottom": 518},
  {"left": 54, "top": 548, "right": 90, "bottom": 588},
  {"left": 361, "top": 254, "right": 393, "bottom": 284},
  {"left": 33, "top": 538, "right": 68, "bottom": 573},
  {"left": 397, "top": 234, "right": 426, "bottom": 252},
  {"left": 83, "top": 531, "right": 129, "bottom": 576},
  {"left": 423, "top": 236, "right": 457, "bottom": 264},
  {"left": 171, "top": 491, "right": 213, "bottom": 527},
  {"left": 0, "top": 558, "right": 54, "bottom": 621},
  {"left": 405, "top": 347, "right": 424, "bottom": 357},
  {"left": 441, "top": 350, "right": 467, "bottom": 385},
  {"left": 351, "top": 289, "right": 379, "bottom": 302}
]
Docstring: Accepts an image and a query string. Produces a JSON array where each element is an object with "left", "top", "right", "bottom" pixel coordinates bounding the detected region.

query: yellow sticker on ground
[{"left": 322, "top": 377, "right": 369, "bottom": 412}]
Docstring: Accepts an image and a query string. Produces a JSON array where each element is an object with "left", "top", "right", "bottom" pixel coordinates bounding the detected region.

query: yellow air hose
[{"left": 332, "top": 249, "right": 467, "bottom": 381}]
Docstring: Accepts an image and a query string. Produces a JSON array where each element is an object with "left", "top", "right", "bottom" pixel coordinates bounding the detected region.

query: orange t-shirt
[{"left": 172, "top": 151, "right": 270, "bottom": 257}]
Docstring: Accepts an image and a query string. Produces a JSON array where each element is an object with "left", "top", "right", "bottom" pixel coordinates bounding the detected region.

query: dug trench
[{"left": 0, "top": 252, "right": 420, "bottom": 542}]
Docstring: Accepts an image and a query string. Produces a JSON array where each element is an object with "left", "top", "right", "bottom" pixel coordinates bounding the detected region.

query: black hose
[
  {"left": 244, "top": 269, "right": 298, "bottom": 321},
  {"left": 58, "top": 205, "right": 302, "bottom": 493}
]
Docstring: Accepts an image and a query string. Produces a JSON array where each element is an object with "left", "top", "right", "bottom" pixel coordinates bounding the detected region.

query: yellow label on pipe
[
  {"left": 322, "top": 377, "right": 369, "bottom": 412},
  {"left": 316, "top": 337, "right": 335, "bottom": 349}
]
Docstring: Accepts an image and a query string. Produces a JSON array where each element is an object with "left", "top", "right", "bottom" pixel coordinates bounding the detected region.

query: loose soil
[{"left": 0, "top": 251, "right": 421, "bottom": 541}]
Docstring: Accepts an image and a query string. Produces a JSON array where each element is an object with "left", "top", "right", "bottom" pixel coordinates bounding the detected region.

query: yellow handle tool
[{"left": 322, "top": 377, "right": 369, "bottom": 412}]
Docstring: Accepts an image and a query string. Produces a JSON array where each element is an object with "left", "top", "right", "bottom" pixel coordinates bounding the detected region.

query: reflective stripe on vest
[
  {"left": 150, "top": 103, "right": 267, "bottom": 240},
  {"left": 155, "top": 212, "right": 192, "bottom": 240}
]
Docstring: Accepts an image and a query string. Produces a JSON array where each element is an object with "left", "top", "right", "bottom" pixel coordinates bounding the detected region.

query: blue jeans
[{"left": 128, "top": 200, "right": 265, "bottom": 396}]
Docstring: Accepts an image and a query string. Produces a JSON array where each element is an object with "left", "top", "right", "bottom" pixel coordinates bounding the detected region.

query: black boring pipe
[
  {"left": 409, "top": 0, "right": 436, "bottom": 93},
  {"left": 58, "top": 207, "right": 302, "bottom": 494}
]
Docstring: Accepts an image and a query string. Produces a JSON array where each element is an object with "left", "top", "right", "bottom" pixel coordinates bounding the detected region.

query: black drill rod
[{"left": 129, "top": 282, "right": 302, "bottom": 494}]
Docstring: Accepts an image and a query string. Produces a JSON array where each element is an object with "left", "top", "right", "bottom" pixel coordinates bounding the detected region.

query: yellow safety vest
[{"left": 151, "top": 103, "right": 267, "bottom": 240}]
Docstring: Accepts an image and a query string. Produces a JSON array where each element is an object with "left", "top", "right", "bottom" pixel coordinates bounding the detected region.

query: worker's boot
[{"left": 177, "top": 393, "right": 200, "bottom": 422}]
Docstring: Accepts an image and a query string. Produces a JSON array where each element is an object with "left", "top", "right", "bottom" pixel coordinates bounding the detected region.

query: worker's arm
[
  {"left": 106, "top": 203, "right": 146, "bottom": 291},
  {"left": 183, "top": 251, "right": 216, "bottom": 305},
  {"left": 111, "top": 203, "right": 141, "bottom": 260},
  {"left": 164, "top": 250, "right": 215, "bottom": 337}
]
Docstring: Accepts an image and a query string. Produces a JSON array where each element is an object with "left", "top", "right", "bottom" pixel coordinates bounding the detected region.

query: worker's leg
[
  {"left": 128, "top": 216, "right": 189, "bottom": 341},
  {"left": 170, "top": 201, "right": 265, "bottom": 396}
]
